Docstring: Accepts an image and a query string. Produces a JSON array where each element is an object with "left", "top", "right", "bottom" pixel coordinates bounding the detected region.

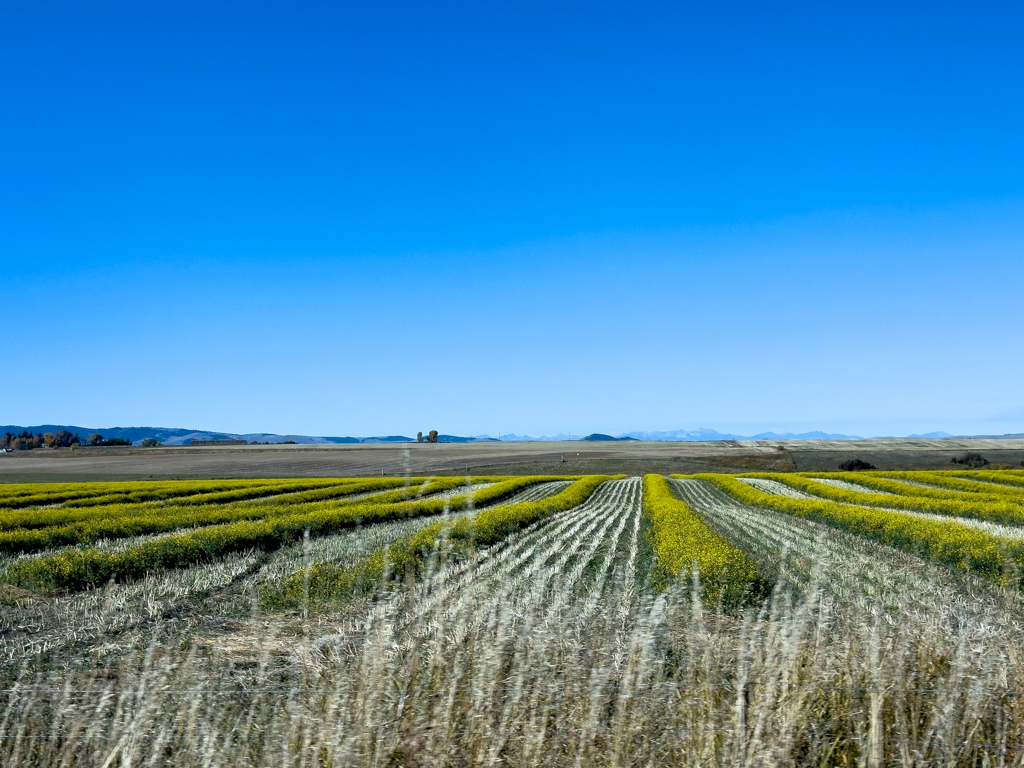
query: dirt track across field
[{"left": 2, "top": 437, "right": 1023, "bottom": 481}]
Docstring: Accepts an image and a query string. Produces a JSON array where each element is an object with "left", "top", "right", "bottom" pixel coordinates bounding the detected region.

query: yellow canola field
[
  {"left": 805, "top": 471, "right": 1024, "bottom": 505},
  {"left": 643, "top": 474, "right": 765, "bottom": 605},
  {"left": 745, "top": 473, "right": 1024, "bottom": 527},
  {"left": 0, "top": 479, "right": 296, "bottom": 510},
  {"left": 949, "top": 469, "right": 1024, "bottom": 489},
  {"left": 4, "top": 476, "right": 563, "bottom": 590},
  {"left": 266, "top": 475, "right": 612, "bottom": 609},
  {"left": 866, "top": 471, "right": 1024, "bottom": 500},
  {"left": 688, "top": 474, "right": 1023, "bottom": 586}
]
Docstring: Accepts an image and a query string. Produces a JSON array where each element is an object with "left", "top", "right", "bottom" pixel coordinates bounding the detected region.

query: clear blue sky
[{"left": 3, "top": 2, "right": 1023, "bottom": 438}]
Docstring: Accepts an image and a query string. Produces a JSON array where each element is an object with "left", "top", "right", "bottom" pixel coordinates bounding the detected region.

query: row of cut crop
[
  {"left": 642, "top": 474, "right": 766, "bottom": 605},
  {"left": 686, "top": 474, "right": 1022, "bottom": 586},
  {"left": 263, "top": 476, "right": 613, "bottom": 609},
  {"left": 2, "top": 477, "right": 549, "bottom": 590},
  {"left": 744, "top": 473, "right": 1024, "bottom": 527}
]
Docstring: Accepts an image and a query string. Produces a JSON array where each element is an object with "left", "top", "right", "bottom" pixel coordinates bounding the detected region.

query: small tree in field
[
  {"left": 839, "top": 459, "right": 875, "bottom": 471},
  {"left": 428, "top": 430, "right": 439, "bottom": 443},
  {"left": 417, "top": 432, "right": 424, "bottom": 443}
]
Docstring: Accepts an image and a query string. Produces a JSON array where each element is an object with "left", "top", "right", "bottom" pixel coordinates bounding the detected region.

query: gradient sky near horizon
[{"left": 3, "top": 2, "right": 1024, "bottom": 439}]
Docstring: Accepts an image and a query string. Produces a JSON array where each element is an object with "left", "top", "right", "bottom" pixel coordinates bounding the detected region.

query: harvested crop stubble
[
  {"left": 642, "top": 474, "right": 765, "bottom": 604},
  {"left": 688, "top": 473, "right": 1024, "bottom": 586},
  {"left": 265, "top": 475, "right": 613, "bottom": 608},
  {"left": 3, "top": 477, "right": 557, "bottom": 591},
  {"left": 744, "top": 472, "right": 1024, "bottom": 527}
]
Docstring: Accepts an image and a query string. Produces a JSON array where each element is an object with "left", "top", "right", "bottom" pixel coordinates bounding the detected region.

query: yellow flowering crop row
[
  {"left": 848, "top": 471, "right": 1024, "bottom": 502},
  {"left": 948, "top": 470, "right": 1024, "bottom": 489},
  {"left": 0, "top": 478, "right": 399, "bottom": 533},
  {"left": 264, "top": 476, "right": 612, "bottom": 610},
  {"left": 643, "top": 474, "right": 766, "bottom": 605},
  {"left": 692, "top": 474, "right": 1021, "bottom": 586},
  {"left": 59, "top": 478, "right": 357, "bottom": 509},
  {"left": 801, "top": 472, "right": 1024, "bottom": 506},
  {"left": 4, "top": 477, "right": 562, "bottom": 590},
  {"left": 0, "top": 478, "right": 450, "bottom": 554},
  {"left": 0, "top": 479, "right": 291, "bottom": 510},
  {"left": 0, "top": 476, "right": 537, "bottom": 553},
  {"left": 745, "top": 473, "right": 1024, "bottom": 527}
]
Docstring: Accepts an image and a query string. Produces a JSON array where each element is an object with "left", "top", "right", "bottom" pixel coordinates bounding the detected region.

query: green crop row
[
  {"left": 263, "top": 476, "right": 613, "bottom": 610},
  {"left": 643, "top": 474, "right": 766, "bottom": 605},
  {"left": 686, "top": 474, "right": 1023, "bottom": 586},
  {"left": 745, "top": 473, "right": 1024, "bottom": 527},
  {"left": 2, "top": 477, "right": 556, "bottom": 591}
]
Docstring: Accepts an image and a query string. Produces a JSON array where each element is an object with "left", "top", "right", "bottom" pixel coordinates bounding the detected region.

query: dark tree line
[
  {"left": 86, "top": 433, "right": 132, "bottom": 447},
  {"left": 1, "top": 429, "right": 81, "bottom": 451},
  {"left": 1, "top": 430, "right": 133, "bottom": 450}
]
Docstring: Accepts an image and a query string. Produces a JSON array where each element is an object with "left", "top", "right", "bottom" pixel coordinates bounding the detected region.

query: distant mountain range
[
  {"left": 616, "top": 428, "right": 862, "bottom": 441},
  {"left": 0, "top": 425, "right": 430, "bottom": 446},
  {"left": 3, "top": 425, "right": 1020, "bottom": 446}
]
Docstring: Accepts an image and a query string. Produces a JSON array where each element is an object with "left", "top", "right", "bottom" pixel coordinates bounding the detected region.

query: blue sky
[{"left": 3, "top": 2, "right": 1023, "bottom": 438}]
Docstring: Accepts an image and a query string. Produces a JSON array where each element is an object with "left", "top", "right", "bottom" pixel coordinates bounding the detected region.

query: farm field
[
  {"left": 3, "top": 470, "right": 1024, "bottom": 766},
  {"left": 3, "top": 436, "right": 1024, "bottom": 481}
]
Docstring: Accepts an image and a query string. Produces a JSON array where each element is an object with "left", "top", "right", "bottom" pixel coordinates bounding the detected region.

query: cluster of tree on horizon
[{"left": 1, "top": 430, "right": 132, "bottom": 450}]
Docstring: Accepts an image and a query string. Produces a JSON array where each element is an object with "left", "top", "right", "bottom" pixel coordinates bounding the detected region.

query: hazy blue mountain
[
  {"left": 17, "top": 425, "right": 1018, "bottom": 445},
  {"left": 618, "top": 428, "right": 861, "bottom": 441},
  {"left": 0, "top": 425, "right": 412, "bottom": 446}
]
